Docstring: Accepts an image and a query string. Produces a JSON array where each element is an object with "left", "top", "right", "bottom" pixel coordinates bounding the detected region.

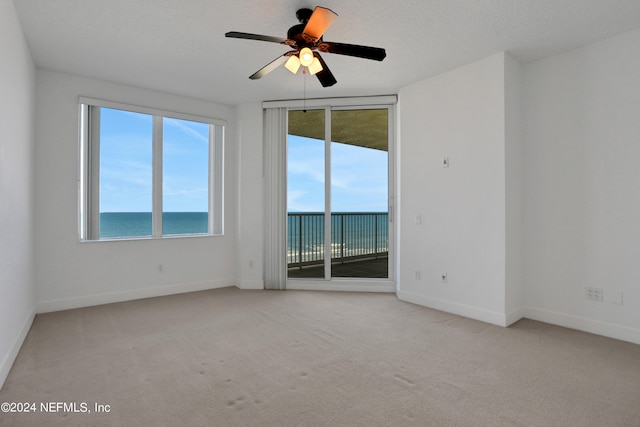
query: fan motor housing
[
  {"left": 289, "top": 8, "right": 316, "bottom": 44},
  {"left": 296, "top": 8, "right": 313, "bottom": 23},
  {"left": 287, "top": 23, "right": 306, "bottom": 42}
]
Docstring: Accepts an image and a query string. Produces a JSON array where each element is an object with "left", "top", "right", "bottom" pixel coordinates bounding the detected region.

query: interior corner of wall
[{"left": 236, "top": 280, "right": 264, "bottom": 290}]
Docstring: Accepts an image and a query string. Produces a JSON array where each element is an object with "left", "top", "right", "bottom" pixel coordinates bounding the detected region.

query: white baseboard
[
  {"left": 36, "top": 279, "right": 235, "bottom": 314},
  {"left": 505, "top": 306, "right": 525, "bottom": 327},
  {"left": 397, "top": 290, "right": 510, "bottom": 327},
  {"left": 287, "top": 279, "right": 396, "bottom": 293},
  {"left": 236, "top": 280, "right": 264, "bottom": 290},
  {"left": 0, "top": 308, "right": 35, "bottom": 390},
  {"left": 523, "top": 306, "right": 640, "bottom": 345}
]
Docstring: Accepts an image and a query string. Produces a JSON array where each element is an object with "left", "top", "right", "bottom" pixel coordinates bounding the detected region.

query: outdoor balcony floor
[{"left": 288, "top": 256, "right": 388, "bottom": 279}]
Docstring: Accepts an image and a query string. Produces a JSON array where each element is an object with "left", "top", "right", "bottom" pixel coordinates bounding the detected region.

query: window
[{"left": 79, "top": 98, "right": 224, "bottom": 240}]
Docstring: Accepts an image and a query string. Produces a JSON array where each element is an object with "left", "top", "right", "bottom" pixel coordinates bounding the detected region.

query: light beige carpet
[{"left": 1, "top": 287, "right": 639, "bottom": 426}]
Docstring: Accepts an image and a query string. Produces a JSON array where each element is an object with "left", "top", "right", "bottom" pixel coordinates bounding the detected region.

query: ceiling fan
[{"left": 225, "top": 6, "right": 386, "bottom": 87}]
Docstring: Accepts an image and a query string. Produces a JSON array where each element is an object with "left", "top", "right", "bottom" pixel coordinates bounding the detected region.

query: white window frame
[{"left": 78, "top": 97, "right": 225, "bottom": 241}]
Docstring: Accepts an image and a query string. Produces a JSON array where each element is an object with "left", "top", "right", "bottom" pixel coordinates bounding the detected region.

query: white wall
[
  {"left": 522, "top": 29, "right": 640, "bottom": 344},
  {"left": 34, "top": 70, "right": 238, "bottom": 312},
  {"left": 0, "top": 0, "right": 36, "bottom": 388},
  {"left": 236, "top": 102, "right": 264, "bottom": 289},
  {"left": 397, "top": 53, "right": 515, "bottom": 326},
  {"left": 505, "top": 54, "right": 524, "bottom": 323}
]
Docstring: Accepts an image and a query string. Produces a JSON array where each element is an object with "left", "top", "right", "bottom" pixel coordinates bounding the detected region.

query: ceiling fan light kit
[
  {"left": 307, "top": 56, "right": 323, "bottom": 75},
  {"left": 284, "top": 55, "right": 301, "bottom": 74},
  {"left": 285, "top": 47, "right": 323, "bottom": 75},
  {"left": 225, "top": 6, "right": 386, "bottom": 87},
  {"left": 299, "top": 47, "right": 314, "bottom": 67}
]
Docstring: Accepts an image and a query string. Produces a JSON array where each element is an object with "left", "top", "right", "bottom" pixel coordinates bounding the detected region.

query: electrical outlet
[
  {"left": 585, "top": 287, "right": 603, "bottom": 301},
  {"left": 610, "top": 290, "right": 623, "bottom": 305},
  {"left": 441, "top": 272, "right": 448, "bottom": 283},
  {"left": 415, "top": 270, "right": 421, "bottom": 280},
  {"left": 158, "top": 264, "right": 164, "bottom": 273}
]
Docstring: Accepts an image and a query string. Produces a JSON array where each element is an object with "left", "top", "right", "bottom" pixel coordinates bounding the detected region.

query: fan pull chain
[{"left": 303, "top": 69, "right": 307, "bottom": 113}]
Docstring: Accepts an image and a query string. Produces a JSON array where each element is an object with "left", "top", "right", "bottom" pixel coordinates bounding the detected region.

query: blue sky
[
  {"left": 99, "top": 108, "right": 208, "bottom": 212},
  {"left": 288, "top": 135, "right": 388, "bottom": 213},
  {"left": 99, "top": 108, "right": 388, "bottom": 213}
]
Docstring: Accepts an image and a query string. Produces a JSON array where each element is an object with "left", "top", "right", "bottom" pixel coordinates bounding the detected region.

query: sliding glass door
[
  {"left": 330, "top": 109, "right": 389, "bottom": 278},
  {"left": 287, "top": 109, "right": 326, "bottom": 278},
  {"left": 287, "top": 107, "right": 391, "bottom": 280}
]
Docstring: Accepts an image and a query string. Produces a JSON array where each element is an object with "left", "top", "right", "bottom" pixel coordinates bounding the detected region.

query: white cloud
[
  {"left": 164, "top": 118, "right": 208, "bottom": 143},
  {"left": 288, "top": 159, "right": 325, "bottom": 184},
  {"left": 288, "top": 189, "right": 323, "bottom": 212}
]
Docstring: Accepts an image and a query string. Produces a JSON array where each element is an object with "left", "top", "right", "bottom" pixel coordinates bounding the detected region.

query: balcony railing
[{"left": 287, "top": 212, "right": 389, "bottom": 268}]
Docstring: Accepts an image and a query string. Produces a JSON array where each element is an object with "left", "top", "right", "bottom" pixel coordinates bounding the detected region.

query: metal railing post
[
  {"left": 374, "top": 214, "right": 378, "bottom": 258},
  {"left": 340, "top": 214, "right": 345, "bottom": 261},
  {"left": 298, "top": 215, "right": 303, "bottom": 266}
]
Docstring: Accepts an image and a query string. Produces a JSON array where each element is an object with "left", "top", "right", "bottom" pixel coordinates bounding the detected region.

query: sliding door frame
[{"left": 267, "top": 96, "right": 396, "bottom": 293}]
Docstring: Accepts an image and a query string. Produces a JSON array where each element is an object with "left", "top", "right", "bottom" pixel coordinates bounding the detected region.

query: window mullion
[
  {"left": 324, "top": 107, "right": 331, "bottom": 280},
  {"left": 152, "top": 115, "right": 163, "bottom": 237}
]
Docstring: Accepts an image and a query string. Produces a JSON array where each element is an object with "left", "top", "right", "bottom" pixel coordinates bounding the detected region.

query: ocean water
[
  {"left": 100, "top": 212, "right": 208, "bottom": 238},
  {"left": 99, "top": 212, "right": 389, "bottom": 261}
]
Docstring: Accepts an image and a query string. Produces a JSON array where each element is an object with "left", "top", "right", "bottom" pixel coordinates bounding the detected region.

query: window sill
[{"left": 79, "top": 233, "right": 223, "bottom": 243}]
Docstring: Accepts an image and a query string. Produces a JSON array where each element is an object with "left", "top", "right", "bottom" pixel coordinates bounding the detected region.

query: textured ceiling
[{"left": 13, "top": 0, "right": 640, "bottom": 106}]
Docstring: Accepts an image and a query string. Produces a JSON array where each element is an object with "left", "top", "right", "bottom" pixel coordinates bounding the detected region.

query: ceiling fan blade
[
  {"left": 302, "top": 6, "right": 338, "bottom": 42},
  {"left": 319, "top": 41, "right": 386, "bottom": 61},
  {"left": 249, "top": 55, "right": 289, "bottom": 80},
  {"left": 225, "top": 31, "right": 288, "bottom": 45},
  {"left": 313, "top": 52, "right": 337, "bottom": 87}
]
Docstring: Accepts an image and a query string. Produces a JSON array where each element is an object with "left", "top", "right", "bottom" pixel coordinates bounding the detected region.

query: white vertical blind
[
  {"left": 211, "top": 124, "right": 225, "bottom": 235},
  {"left": 87, "top": 106, "right": 101, "bottom": 240},
  {"left": 263, "top": 107, "right": 288, "bottom": 290}
]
